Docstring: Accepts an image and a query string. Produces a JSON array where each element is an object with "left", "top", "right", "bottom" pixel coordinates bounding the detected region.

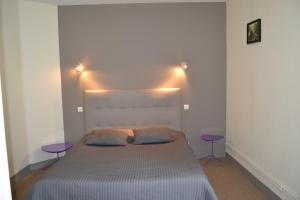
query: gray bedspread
[{"left": 27, "top": 131, "right": 217, "bottom": 200}]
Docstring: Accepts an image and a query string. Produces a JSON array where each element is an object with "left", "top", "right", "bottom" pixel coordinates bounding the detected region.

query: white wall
[
  {"left": 0, "top": 4, "right": 13, "bottom": 199},
  {"left": 0, "top": 82, "right": 12, "bottom": 200},
  {"left": 227, "top": 0, "right": 300, "bottom": 200},
  {"left": 0, "top": 0, "right": 64, "bottom": 175},
  {"left": 18, "top": 0, "right": 65, "bottom": 164},
  {"left": 0, "top": 0, "right": 30, "bottom": 175}
]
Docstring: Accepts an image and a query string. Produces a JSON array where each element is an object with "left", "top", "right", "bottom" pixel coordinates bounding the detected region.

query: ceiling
[{"left": 28, "top": 0, "right": 226, "bottom": 6}]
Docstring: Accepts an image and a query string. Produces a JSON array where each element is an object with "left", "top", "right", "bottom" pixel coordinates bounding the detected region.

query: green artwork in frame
[{"left": 247, "top": 19, "right": 261, "bottom": 44}]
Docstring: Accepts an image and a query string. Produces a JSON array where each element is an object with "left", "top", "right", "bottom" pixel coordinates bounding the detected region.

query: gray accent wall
[{"left": 58, "top": 2, "right": 226, "bottom": 158}]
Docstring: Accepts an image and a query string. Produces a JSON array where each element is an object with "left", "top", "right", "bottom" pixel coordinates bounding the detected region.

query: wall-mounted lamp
[
  {"left": 181, "top": 62, "right": 188, "bottom": 70},
  {"left": 75, "top": 64, "right": 84, "bottom": 73}
]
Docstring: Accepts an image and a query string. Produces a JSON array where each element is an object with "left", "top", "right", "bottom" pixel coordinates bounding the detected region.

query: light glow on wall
[
  {"left": 154, "top": 88, "right": 180, "bottom": 92},
  {"left": 85, "top": 88, "right": 179, "bottom": 93},
  {"left": 85, "top": 90, "right": 108, "bottom": 93},
  {"left": 157, "top": 66, "right": 187, "bottom": 89},
  {"left": 175, "top": 67, "right": 185, "bottom": 77},
  {"left": 80, "top": 70, "right": 106, "bottom": 90},
  {"left": 75, "top": 63, "right": 186, "bottom": 93}
]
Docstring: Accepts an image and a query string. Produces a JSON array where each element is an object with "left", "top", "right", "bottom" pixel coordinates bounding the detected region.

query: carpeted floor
[
  {"left": 12, "top": 155, "right": 270, "bottom": 200},
  {"left": 200, "top": 156, "right": 269, "bottom": 200}
]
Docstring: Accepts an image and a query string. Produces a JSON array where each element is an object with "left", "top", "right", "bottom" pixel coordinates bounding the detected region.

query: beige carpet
[
  {"left": 200, "top": 156, "right": 268, "bottom": 200},
  {"left": 12, "top": 156, "right": 269, "bottom": 200}
]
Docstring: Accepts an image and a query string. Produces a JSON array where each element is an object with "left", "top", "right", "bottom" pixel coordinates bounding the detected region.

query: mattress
[{"left": 27, "top": 130, "right": 217, "bottom": 200}]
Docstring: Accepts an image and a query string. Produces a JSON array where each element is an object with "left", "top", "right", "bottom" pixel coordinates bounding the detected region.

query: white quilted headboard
[{"left": 84, "top": 89, "right": 182, "bottom": 133}]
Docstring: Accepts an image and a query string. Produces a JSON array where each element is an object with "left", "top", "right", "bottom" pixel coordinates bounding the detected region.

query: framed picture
[{"left": 247, "top": 19, "right": 261, "bottom": 44}]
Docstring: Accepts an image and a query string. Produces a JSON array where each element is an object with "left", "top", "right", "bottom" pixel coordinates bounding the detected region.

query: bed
[{"left": 27, "top": 89, "right": 217, "bottom": 200}]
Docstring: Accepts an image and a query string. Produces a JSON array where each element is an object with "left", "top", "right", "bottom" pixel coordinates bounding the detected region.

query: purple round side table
[
  {"left": 201, "top": 134, "right": 224, "bottom": 161},
  {"left": 42, "top": 143, "right": 72, "bottom": 160}
]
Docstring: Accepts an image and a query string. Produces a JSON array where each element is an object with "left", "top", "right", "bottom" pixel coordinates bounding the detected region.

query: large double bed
[{"left": 27, "top": 89, "right": 217, "bottom": 200}]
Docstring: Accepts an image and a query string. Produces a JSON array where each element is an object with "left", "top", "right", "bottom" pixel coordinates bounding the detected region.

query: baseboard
[
  {"left": 10, "top": 165, "right": 31, "bottom": 185},
  {"left": 29, "top": 158, "right": 57, "bottom": 170},
  {"left": 226, "top": 143, "right": 299, "bottom": 200}
]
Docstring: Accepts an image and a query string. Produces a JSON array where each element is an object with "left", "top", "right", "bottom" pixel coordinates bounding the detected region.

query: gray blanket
[{"left": 27, "top": 131, "right": 217, "bottom": 200}]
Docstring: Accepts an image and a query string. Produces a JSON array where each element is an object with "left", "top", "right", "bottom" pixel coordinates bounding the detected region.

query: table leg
[
  {"left": 41, "top": 153, "right": 60, "bottom": 170},
  {"left": 211, "top": 141, "right": 214, "bottom": 157},
  {"left": 200, "top": 140, "right": 221, "bottom": 164}
]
